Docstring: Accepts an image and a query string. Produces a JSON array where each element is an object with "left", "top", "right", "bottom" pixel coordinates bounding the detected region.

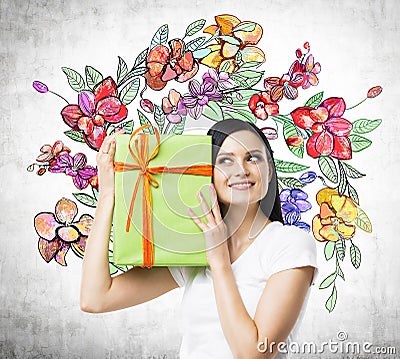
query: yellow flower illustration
[
  {"left": 200, "top": 14, "right": 265, "bottom": 73},
  {"left": 312, "top": 187, "right": 358, "bottom": 242}
]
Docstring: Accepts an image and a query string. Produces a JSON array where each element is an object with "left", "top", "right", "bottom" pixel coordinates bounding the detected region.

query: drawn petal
[
  {"left": 73, "top": 175, "right": 89, "bottom": 190},
  {"left": 319, "top": 97, "right": 346, "bottom": 118},
  {"left": 233, "top": 22, "right": 263, "bottom": 45},
  {"left": 331, "top": 135, "right": 352, "bottom": 160},
  {"left": 291, "top": 107, "right": 315, "bottom": 129},
  {"left": 94, "top": 77, "right": 117, "bottom": 102},
  {"left": 331, "top": 195, "right": 358, "bottom": 222},
  {"left": 319, "top": 224, "right": 339, "bottom": 242},
  {"left": 84, "top": 125, "right": 107, "bottom": 151},
  {"left": 34, "top": 212, "right": 58, "bottom": 240},
  {"left": 325, "top": 118, "right": 352, "bottom": 137},
  {"left": 315, "top": 131, "right": 333, "bottom": 155},
  {"left": 78, "top": 165, "right": 97, "bottom": 180},
  {"left": 306, "top": 133, "right": 321, "bottom": 158},
  {"left": 215, "top": 14, "right": 241, "bottom": 34},
  {"left": 221, "top": 42, "right": 239, "bottom": 58},
  {"left": 200, "top": 45, "right": 223, "bottom": 69},
  {"left": 61, "top": 105, "right": 83, "bottom": 130},
  {"left": 56, "top": 225, "right": 80, "bottom": 243},
  {"left": 162, "top": 97, "right": 173, "bottom": 114},
  {"left": 71, "top": 236, "right": 88, "bottom": 258},
  {"left": 38, "top": 237, "right": 62, "bottom": 262},
  {"left": 55, "top": 198, "right": 78, "bottom": 224},
  {"left": 36, "top": 152, "right": 53, "bottom": 162},
  {"left": 74, "top": 214, "right": 94, "bottom": 236},
  {"left": 312, "top": 215, "right": 327, "bottom": 242},
  {"left": 240, "top": 46, "right": 265, "bottom": 64},
  {"left": 55, "top": 242, "right": 70, "bottom": 266},
  {"left": 336, "top": 221, "right": 356, "bottom": 239}
]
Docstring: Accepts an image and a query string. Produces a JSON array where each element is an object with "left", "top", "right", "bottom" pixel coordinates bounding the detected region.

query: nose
[{"left": 233, "top": 160, "right": 250, "bottom": 177}]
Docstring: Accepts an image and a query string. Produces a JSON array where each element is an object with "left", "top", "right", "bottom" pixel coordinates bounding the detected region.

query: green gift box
[{"left": 112, "top": 125, "right": 212, "bottom": 267}]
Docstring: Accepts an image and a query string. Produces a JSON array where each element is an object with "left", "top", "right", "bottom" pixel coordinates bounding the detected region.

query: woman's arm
[
  {"left": 188, "top": 186, "right": 314, "bottom": 358},
  {"left": 80, "top": 134, "right": 179, "bottom": 313},
  {"left": 210, "top": 264, "right": 314, "bottom": 359}
]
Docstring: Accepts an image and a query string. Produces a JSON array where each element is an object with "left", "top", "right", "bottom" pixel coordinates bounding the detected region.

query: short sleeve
[
  {"left": 266, "top": 226, "right": 319, "bottom": 286},
  {"left": 167, "top": 266, "right": 200, "bottom": 287},
  {"left": 168, "top": 266, "right": 185, "bottom": 287}
]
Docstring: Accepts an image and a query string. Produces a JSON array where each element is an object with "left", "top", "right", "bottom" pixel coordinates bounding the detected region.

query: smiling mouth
[{"left": 229, "top": 182, "right": 255, "bottom": 189}]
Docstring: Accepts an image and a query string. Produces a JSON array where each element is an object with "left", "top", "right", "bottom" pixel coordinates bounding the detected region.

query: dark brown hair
[{"left": 207, "top": 119, "right": 284, "bottom": 224}]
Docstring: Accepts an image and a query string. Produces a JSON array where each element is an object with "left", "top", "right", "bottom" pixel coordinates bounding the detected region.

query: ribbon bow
[{"left": 114, "top": 124, "right": 212, "bottom": 268}]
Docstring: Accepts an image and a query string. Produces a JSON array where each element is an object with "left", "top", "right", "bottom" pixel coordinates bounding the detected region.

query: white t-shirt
[{"left": 168, "top": 221, "right": 319, "bottom": 359}]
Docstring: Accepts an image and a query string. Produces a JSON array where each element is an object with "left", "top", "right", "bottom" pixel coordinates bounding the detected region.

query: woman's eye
[
  {"left": 217, "top": 157, "right": 232, "bottom": 164},
  {"left": 248, "top": 155, "right": 260, "bottom": 162}
]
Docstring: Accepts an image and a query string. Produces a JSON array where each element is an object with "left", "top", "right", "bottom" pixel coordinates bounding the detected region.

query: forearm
[
  {"left": 80, "top": 192, "right": 114, "bottom": 311},
  {"left": 211, "top": 265, "right": 265, "bottom": 358}
]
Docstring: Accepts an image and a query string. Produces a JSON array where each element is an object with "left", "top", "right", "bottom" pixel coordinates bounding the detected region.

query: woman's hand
[
  {"left": 96, "top": 133, "right": 118, "bottom": 198},
  {"left": 188, "top": 184, "right": 231, "bottom": 269}
]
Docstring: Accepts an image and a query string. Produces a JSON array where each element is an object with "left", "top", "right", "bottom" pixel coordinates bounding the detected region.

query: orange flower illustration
[
  {"left": 200, "top": 14, "right": 265, "bottom": 73},
  {"left": 312, "top": 187, "right": 358, "bottom": 242}
]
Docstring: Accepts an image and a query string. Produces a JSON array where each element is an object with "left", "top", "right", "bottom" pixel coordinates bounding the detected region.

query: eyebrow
[{"left": 217, "top": 149, "right": 265, "bottom": 157}]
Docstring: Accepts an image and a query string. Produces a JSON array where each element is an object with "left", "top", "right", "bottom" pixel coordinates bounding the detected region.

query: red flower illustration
[
  {"left": 34, "top": 198, "right": 93, "bottom": 266},
  {"left": 61, "top": 77, "right": 127, "bottom": 151},
  {"left": 248, "top": 92, "right": 279, "bottom": 120},
  {"left": 36, "top": 140, "right": 71, "bottom": 166},
  {"left": 291, "top": 97, "right": 352, "bottom": 160},
  {"left": 144, "top": 39, "right": 199, "bottom": 91},
  {"left": 264, "top": 60, "right": 305, "bottom": 102}
]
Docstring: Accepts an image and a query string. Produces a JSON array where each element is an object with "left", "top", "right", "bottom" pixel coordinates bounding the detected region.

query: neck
[{"left": 222, "top": 202, "right": 271, "bottom": 244}]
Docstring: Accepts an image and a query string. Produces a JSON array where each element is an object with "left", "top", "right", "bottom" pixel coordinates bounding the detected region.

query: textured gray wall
[{"left": 1, "top": 0, "right": 399, "bottom": 358}]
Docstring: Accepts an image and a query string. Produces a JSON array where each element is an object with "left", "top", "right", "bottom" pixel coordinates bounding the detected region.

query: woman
[{"left": 80, "top": 119, "right": 318, "bottom": 359}]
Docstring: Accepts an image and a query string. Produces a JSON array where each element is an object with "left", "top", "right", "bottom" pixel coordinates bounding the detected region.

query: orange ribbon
[{"left": 114, "top": 124, "right": 212, "bottom": 268}]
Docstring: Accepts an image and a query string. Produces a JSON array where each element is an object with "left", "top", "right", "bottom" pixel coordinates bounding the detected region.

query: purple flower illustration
[
  {"left": 183, "top": 78, "right": 223, "bottom": 119},
  {"left": 202, "top": 69, "right": 236, "bottom": 91},
  {"left": 280, "top": 189, "right": 312, "bottom": 231},
  {"left": 49, "top": 153, "right": 97, "bottom": 190}
]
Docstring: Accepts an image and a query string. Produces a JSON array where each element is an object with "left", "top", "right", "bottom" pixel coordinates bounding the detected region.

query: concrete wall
[{"left": 1, "top": 0, "right": 399, "bottom": 357}]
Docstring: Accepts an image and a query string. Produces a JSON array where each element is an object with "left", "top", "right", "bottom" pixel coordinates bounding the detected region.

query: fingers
[
  {"left": 197, "top": 191, "right": 215, "bottom": 226},
  {"left": 188, "top": 208, "right": 207, "bottom": 231},
  {"left": 209, "top": 183, "right": 223, "bottom": 224}
]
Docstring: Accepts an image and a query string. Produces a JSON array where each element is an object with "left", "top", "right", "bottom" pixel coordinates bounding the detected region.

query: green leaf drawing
[
  {"left": 235, "top": 70, "right": 262, "bottom": 79},
  {"left": 318, "top": 156, "right": 338, "bottom": 183},
  {"left": 354, "top": 206, "right": 372, "bottom": 233},
  {"left": 120, "top": 120, "right": 134, "bottom": 135},
  {"left": 223, "top": 107, "right": 256, "bottom": 123},
  {"left": 238, "top": 61, "right": 262, "bottom": 70},
  {"left": 202, "top": 102, "right": 223, "bottom": 121},
  {"left": 109, "top": 263, "right": 119, "bottom": 275},
  {"left": 150, "top": 24, "right": 169, "bottom": 49},
  {"left": 171, "top": 116, "right": 186, "bottom": 135},
  {"left": 116, "top": 56, "right": 129, "bottom": 86},
  {"left": 220, "top": 60, "right": 233, "bottom": 73},
  {"left": 64, "top": 130, "right": 85, "bottom": 143},
  {"left": 350, "top": 243, "right": 361, "bottom": 269},
  {"left": 85, "top": 66, "right": 103, "bottom": 90},
  {"left": 219, "top": 35, "right": 240, "bottom": 46},
  {"left": 134, "top": 48, "right": 149, "bottom": 68},
  {"left": 62, "top": 67, "right": 85, "bottom": 92},
  {"left": 335, "top": 237, "right": 346, "bottom": 261},
  {"left": 336, "top": 262, "right": 345, "bottom": 280},
  {"left": 277, "top": 176, "right": 305, "bottom": 189},
  {"left": 325, "top": 285, "right": 337, "bottom": 313},
  {"left": 324, "top": 241, "right": 335, "bottom": 260},
  {"left": 72, "top": 193, "right": 97, "bottom": 208},
  {"left": 119, "top": 78, "right": 140, "bottom": 105},
  {"left": 283, "top": 120, "right": 304, "bottom": 158},
  {"left": 337, "top": 161, "right": 347, "bottom": 196},
  {"left": 348, "top": 134, "right": 372, "bottom": 152},
  {"left": 347, "top": 182, "right": 359, "bottom": 205},
  {"left": 352, "top": 119, "right": 382, "bottom": 134},
  {"left": 185, "top": 37, "right": 206, "bottom": 52},
  {"left": 121, "top": 67, "right": 147, "bottom": 83},
  {"left": 274, "top": 159, "right": 309, "bottom": 173},
  {"left": 341, "top": 161, "right": 365, "bottom": 179},
  {"left": 319, "top": 272, "right": 337, "bottom": 289},
  {"left": 185, "top": 19, "right": 206, "bottom": 37},
  {"left": 232, "top": 21, "right": 257, "bottom": 32},
  {"left": 304, "top": 91, "right": 324, "bottom": 107},
  {"left": 137, "top": 110, "right": 154, "bottom": 134},
  {"left": 153, "top": 104, "right": 165, "bottom": 134}
]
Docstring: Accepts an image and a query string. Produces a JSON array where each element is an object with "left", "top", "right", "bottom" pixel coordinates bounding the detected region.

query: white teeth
[{"left": 231, "top": 183, "right": 252, "bottom": 188}]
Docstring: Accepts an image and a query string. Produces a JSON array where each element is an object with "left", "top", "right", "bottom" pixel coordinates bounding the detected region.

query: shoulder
[{"left": 261, "top": 223, "right": 319, "bottom": 281}]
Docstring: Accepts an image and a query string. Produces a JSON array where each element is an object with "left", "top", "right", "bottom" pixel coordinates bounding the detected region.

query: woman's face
[{"left": 213, "top": 130, "right": 272, "bottom": 209}]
